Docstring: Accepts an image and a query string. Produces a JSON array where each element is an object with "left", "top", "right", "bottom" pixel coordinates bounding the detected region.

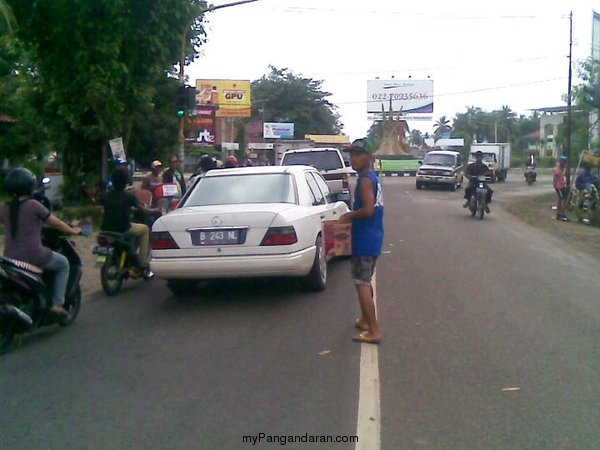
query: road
[{"left": 1, "top": 173, "right": 599, "bottom": 450}]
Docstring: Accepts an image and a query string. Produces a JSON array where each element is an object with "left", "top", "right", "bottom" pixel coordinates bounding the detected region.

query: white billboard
[
  {"left": 263, "top": 122, "right": 295, "bottom": 139},
  {"left": 367, "top": 79, "right": 433, "bottom": 114}
]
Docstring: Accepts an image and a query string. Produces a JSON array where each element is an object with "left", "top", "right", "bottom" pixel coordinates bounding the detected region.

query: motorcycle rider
[
  {"left": 100, "top": 167, "right": 158, "bottom": 277},
  {"left": 463, "top": 150, "right": 493, "bottom": 213},
  {"left": 575, "top": 164, "right": 598, "bottom": 191},
  {"left": 0, "top": 168, "right": 82, "bottom": 316}
]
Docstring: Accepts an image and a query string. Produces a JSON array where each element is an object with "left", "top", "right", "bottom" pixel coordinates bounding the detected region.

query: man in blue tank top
[{"left": 339, "top": 138, "right": 384, "bottom": 344}]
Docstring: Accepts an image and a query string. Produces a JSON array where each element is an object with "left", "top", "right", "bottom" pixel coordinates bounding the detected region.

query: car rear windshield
[
  {"left": 282, "top": 151, "right": 343, "bottom": 171},
  {"left": 423, "top": 154, "right": 456, "bottom": 166},
  {"left": 184, "top": 173, "right": 297, "bottom": 206}
]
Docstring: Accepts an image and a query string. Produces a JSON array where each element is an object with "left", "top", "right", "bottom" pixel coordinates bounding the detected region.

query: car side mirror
[
  {"left": 344, "top": 161, "right": 351, "bottom": 167},
  {"left": 418, "top": 161, "right": 423, "bottom": 165}
]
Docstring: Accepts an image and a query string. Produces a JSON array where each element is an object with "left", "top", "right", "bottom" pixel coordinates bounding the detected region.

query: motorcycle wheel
[
  {"left": 478, "top": 200, "right": 485, "bottom": 220},
  {"left": 101, "top": 256, "right": 124, "bottom": 297},
  {"left": 59, "top": 285, "right": 81, "bottom": 326},
  {"left": 0, "top": 318, "right": 15, "bottom": 354}
]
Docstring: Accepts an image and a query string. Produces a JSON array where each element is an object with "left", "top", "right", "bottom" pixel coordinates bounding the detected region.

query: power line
[{"left": 333, "top": 77, "right": 568, "bottom": 106}]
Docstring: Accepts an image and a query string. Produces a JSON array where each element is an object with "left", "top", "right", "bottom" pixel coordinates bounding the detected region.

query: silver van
[{"left": 416, "top": 150, "right": 464, "bottom": 191}]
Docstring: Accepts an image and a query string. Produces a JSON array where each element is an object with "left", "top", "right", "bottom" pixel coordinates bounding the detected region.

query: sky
[{"left": 187, "top": 0, "right": 599, "bottom": 141}]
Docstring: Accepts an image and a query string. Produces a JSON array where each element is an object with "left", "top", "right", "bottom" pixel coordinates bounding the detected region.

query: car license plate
[
  {"left": 190, "top": 229, "right": 243, "bottom": 246},
  {"left": 92, "top": 245, "right": 111, "bottom": 256}
]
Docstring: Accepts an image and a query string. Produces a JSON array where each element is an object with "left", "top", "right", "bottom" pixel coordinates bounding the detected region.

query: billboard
[
  {"left": 188, "top": 106, "right": 216, "bottom": 146},
  {"left": 264, "top": 122, "right": 295, "bottom": 139},
  {"left": 195, "top": 79, "right": 252, "bottom": 118},
  {"left": 367, "top": 79, "right": 433, "bottom": 114}
]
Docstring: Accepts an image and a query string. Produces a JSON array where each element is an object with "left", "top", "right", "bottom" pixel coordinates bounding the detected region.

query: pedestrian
[
  {"left": 553, "top": 155, "right": 569, "bottom": 221},
  {"left": 141, "top": 160, "right": 163, "bottom": 197},
  {"left": 339, "top": 138, "right": 384, "bottom": 344},
  {"left": 163, "top": 156, "right": 187, "bottom": 195}
]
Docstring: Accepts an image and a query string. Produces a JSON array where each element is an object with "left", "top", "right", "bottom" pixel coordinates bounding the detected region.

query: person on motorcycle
[
  {"left": 0, "top": 168, "right": 82, "bottom": 316},
  {"left": 190, "top": 154, "right": 217, "bottom": 185},
  {"left": 101, "top": 167, "right": 158, "bottom": 277},
  {"left": 463, "top": 150, "right": 493, "bottom": 213},
  {"left": 575, "top": 164, "right": 598, "bottom": 191}
]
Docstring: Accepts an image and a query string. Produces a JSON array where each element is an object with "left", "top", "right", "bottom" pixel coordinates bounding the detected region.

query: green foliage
[
  {"left": 5, "top": 0, "right": 207, "bottom": 199},
  {"left": 251, "top": 66, "right": 342, "bottom": 138}
]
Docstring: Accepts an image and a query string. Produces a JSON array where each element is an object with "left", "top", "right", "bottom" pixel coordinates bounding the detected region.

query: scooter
[
  {"left": 468, "top": 176, "right": 491, "bottom": 220},
  {"left": 0, "top": 180, "right": 84, "bottom": 353},
  {"left": 524, "top": 166, "right": 537, "bottom": 185}
]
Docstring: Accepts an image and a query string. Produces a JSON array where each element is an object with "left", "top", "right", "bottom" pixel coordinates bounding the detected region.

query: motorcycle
[
  {"left": 524, "top": 166, "right": 537, "bottom": 185},
  {"left": 468, "top": 176, "right": 491, "bottom": 220},
  {"left": 93, "top": 231, "right": 153, "bottom": 296},
  {"left": 574, "top": 185, "right": 598, "bottom": 224},
  {"left": 0, "top": 180, "right": 84, "bottom": 353}
]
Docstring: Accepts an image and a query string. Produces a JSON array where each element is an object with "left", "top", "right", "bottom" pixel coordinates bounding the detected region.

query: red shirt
[{"left": 553, "top": 164, "right": 567, "bottom": 189}]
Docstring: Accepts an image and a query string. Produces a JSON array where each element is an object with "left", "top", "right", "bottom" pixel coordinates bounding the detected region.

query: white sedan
[{"left": 150, "top": 165, "right": 350, "bottom": 296}]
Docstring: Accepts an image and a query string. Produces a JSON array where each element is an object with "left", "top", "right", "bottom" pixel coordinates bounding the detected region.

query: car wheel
[
  {"left": 416, "top": 181, "right": 423, "bottom": 190},
  {"left": 450, "top": 179, "right": 458, "bottom": 191},
  {"left": 305, "top": 234, "right": 327, "bottom": 292},
  {"left": 167, "top": 279, "right": 197, "bottom": 297}
]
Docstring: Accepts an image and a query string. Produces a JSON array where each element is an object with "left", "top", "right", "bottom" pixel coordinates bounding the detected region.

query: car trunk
[{"left": 155, "top": 203, "right": 296, "bottom": 257}]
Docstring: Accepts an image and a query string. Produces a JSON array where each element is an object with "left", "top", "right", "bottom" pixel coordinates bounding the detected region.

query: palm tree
[{"left": 434, "top": 115, "right": 451, "bottom": 138}]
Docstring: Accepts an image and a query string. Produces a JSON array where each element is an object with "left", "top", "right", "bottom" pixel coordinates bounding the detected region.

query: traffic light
[
  {"left": 185, "top": 86, "right": 197, "bottom": 115},
  {"left": 176, "top": 85, "right": 186, "bottom": 117}
]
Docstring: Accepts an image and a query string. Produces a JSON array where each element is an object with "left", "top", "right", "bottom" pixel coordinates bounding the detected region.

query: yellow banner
[
  {"left": 195, "top": 79, "right": 252, "bottom": 118},
  {"left": 583, "top": 152, "right": 600, "bottom": 165}
]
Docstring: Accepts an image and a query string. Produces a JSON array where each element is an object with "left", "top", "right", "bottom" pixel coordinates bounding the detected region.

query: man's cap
[
  {"left": 475, "top": 150, "right": 483, "bottom": 156},
  {"left": 151, "top": 160, "right": 163, "bottom": 168},
  {"left": 344, "top": 138, "right": 376, "bottom": 154}
]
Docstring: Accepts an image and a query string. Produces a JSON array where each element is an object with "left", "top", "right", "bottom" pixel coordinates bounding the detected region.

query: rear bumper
[{"left": 150, "top": 246, "right": 316, "bottom": 279}]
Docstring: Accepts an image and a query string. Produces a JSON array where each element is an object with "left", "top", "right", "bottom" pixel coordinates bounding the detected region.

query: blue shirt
[{"left": 352, "top": 171, "right": 384, "bottom": 256}]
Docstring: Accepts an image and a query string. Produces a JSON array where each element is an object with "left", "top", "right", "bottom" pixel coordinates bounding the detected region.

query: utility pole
[
  {"left": 177, "top": 0, "right": 260, "bottom": 167},
  {"left": 566, "top": 11, "right": 573, "bottom": 187}
]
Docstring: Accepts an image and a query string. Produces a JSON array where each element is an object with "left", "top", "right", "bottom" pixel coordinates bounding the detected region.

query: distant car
[
  {"left": 280, "top": 148, "right": 354, "bottom": 207},
  {"left": 150, "top": 165, "right": 350, "bottom": 296},
  {"left": 416, "top": 150, "right": 464, "bottom": 191}
]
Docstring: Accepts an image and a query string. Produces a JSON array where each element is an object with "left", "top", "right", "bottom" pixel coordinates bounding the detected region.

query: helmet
[
  {"left": 199, "top": 154, "right": 217, "bottom": 172},
  {"left": 113, "top": 158, "right": 128, "bottom": 166},
  {"left": 4, "top": 167, "right": 37, "bottom": 197},
  {"left": 226, "top": 155, "right": 238, "bottom": 165}
]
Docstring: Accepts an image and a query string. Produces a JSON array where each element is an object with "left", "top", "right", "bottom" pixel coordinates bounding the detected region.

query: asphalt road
[{"left": 1, "top": 173, "right": 599, "bottom": 450}]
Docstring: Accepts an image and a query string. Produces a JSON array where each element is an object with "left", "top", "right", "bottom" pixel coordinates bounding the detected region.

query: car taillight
[
  {"left": 260, "top": 226, "right": 297, "bottom": 246},
  {"left": 342, "top": 172, "right": 349, "bottom": 189},
  {"left": 151, "top": 231, "right": 179, "bottom": 250},
  {"left": 97, "top": 235, "right": 109, "bottom": 246}
]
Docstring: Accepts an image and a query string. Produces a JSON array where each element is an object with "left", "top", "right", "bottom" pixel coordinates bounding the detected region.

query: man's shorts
[
  {"left": 351, "top": 256, "right": 378, "bottom": 286},
  {"left": 555, "top": 187, "right": 569, "bottom": 199}
]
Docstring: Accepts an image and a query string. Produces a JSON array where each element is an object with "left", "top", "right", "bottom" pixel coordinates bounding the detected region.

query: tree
[
  {"left": 574, "top": 57, "right": 600, "bottom": 149},
  {"left": 7, "top": 0, "right": 207, "bottom": 198},
  {"left": 251, "top": 66, "right": 342, "bottom": 138},
  {"left": 433, "top": 115, "right": 451, "bottom": 138}
]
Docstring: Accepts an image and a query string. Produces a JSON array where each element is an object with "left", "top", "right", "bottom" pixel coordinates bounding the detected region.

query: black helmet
[{"left": 4, "top": 167, "right": 37, "bottom": 197}]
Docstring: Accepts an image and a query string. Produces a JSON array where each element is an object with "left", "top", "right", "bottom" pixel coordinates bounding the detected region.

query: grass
[{"left": 501, "top": 193, "right": 600, "bottom": 259}]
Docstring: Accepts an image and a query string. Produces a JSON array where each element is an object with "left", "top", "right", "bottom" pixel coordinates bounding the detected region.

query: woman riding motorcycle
[{"left": 0, "top": 168, "right": 81, "bottom": 316}]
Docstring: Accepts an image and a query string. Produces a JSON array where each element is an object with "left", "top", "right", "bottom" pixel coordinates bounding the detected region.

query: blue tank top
[{"left": 352, "top": 171, "right": 384, "bottom": 256}]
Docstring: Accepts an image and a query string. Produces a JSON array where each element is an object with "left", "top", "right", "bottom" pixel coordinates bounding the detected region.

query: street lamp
[{"left": 178, "top": 0, "right": 260, "bottom": 166}]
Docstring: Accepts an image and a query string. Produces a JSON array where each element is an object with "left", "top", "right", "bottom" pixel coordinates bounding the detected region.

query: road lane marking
[{"left": 355, "top": 272, "right": 381, "bottom": 450}]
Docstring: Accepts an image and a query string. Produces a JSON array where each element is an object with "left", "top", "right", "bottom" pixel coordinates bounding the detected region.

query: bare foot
[
  {"left": 355, "top": 319, "right": 369, "bottom": 331},
  {"left": 352, "top": 331, "right": 382, "bottom": 344}
]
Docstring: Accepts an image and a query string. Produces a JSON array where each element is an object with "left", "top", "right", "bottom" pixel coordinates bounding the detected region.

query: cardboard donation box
[{"left": 323, "top": 220, "right": 352, "bottom": 257}]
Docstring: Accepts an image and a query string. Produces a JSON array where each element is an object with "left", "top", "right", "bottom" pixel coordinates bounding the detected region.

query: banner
[
  {"left": 367, "top": 79, "right": 433, "bottom": 114},
  {"left": 195, "top": 80, "right": 252, "bottom": 118},
  {"left": 188, "top": 106, "right": 216, "bottom": 146},
  {"left": 263, "top": 122, "right": 295, "bottom": 139},
  {"left": 109, "top": 137, "right": 126, "bottom": 159}
]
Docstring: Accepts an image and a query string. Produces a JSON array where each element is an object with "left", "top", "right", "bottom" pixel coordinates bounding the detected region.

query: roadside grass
[{"left": 501, "top": 193, "right": 600, "bottom": 259}]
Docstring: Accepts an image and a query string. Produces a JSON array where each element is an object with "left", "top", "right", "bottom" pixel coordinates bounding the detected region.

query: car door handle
[
  {"left": 332, "top": 211, "right": 337, "bottom": 215},
  {"left": 320, "top": 215, "right": 325, "bottom": 219}
]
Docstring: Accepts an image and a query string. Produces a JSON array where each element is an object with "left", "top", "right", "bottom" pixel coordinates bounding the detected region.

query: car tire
[
  {"left": 305, "top": 235, "right": 327, "bottom": 292},
  {"left": 450, "top": 179, "right": 458, "bottom": 191},
  {"left": 167, "top": 279, "right": 197, "bottom": 297},
  {"left": 416, "top": 181, "right": 423, "bottom": 190}
]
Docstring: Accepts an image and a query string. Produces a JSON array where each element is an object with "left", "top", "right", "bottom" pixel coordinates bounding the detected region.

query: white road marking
[{"left": 355, "top": 272, "right": 381, "bottom": 450}]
